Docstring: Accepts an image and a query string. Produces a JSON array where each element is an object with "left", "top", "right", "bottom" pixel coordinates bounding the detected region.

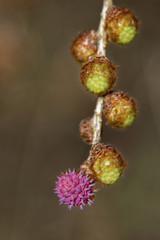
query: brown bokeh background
[{"left": 0, "top": 0, "right": 160, "bottom": 239}]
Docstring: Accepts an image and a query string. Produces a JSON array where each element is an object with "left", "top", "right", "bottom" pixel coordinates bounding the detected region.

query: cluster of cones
[{"left": 55, "top": 5, "right": 139, "bottom": 210}]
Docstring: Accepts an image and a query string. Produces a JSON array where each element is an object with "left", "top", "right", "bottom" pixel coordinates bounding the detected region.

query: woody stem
[{"left": 91, "top": 0, "right": 112, "bottom": 146}]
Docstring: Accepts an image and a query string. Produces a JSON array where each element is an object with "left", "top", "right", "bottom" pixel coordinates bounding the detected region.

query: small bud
[
  {"left": 103, "top": 91, "right": 137, "bottom": 128},
  {"left": 79, "top": 117, "right": 94, "bottom": 144},
  {"left": 90, "top": 143, "right": 127, "bottom": 185},
  {"left": 70, "top": 30, "right": 98, "bottom": 63},
  {"left": 105, "top": 6, "right": 139, "bottom": 45},
  {"left": 80, "top": 56, "right": 116, "bottom": 96}
]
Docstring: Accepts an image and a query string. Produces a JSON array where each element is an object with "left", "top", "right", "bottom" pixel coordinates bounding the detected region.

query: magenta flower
[{"left": 54, "top": 169, "right": 96, "bottom": 210}]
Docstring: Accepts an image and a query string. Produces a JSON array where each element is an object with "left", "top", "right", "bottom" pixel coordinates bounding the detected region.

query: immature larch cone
[
  {"left": 103, "top": 91, "right": 137, "bottom": 128},
  {"left": 105, "top": 6, "right": 139, "bottom": 45},
  {"left": 80, "top": 56, "right": 116, "bottom": 96},
  {"left": 55, "top": 169, "right": 96, "bottom": 210},
  {"left": 90, "top": 143, "right": 127, "bottom": 185},
  {"left": 79, "top": 117, "right": 94, "bottom": 144},
  {"left": 70, "top": 30, "right": 98, "bottom": 63}
]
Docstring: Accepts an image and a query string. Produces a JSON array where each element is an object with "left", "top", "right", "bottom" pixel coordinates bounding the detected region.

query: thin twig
[
  {"left": 97, "top": 0, "right": 112, "bottom": 56},
  {"left": 92, "top": 0, "right": 113, "bottom": 145},
  {"left": 81, "top": 0, "right": 113, "bottom": 171}
]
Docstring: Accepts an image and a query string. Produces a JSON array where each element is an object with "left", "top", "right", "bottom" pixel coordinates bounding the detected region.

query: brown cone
[
  {"left": 79, "top": 117, "right": 93, "bottom": 144},
  {"left": 80, "top": 56, "right": 116, "bottom": 96},
  {"left": 89, "top": 143, "right": 127, "bottom": 185},
  {"left": 70, "top": 30, "right": 98, "bottom": 63},
  {"left": 103, "top": 91, "right": 137, "bottom": 128}
]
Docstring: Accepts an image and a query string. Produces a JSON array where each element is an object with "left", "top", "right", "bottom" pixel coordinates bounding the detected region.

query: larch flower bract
[{"left": 55, "top": 169, "right": 96, "bottom": 210}]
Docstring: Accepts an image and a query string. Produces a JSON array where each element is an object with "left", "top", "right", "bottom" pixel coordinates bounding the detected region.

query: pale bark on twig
[
  {"left": 91, "top": 0, "right": 113, "bottom": 145},
  {"left": 81, "top": 0, "right": 113, "bottom": 171}
]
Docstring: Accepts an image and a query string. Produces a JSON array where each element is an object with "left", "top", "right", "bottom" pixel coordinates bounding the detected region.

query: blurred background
[{"left": 0, "top": 0, "right": 160, "bottom": 239}]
